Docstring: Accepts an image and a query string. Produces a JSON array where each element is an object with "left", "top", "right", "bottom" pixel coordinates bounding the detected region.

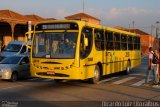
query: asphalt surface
[{"left": 0, "top": 56, "right": 160, "bottom": 107}]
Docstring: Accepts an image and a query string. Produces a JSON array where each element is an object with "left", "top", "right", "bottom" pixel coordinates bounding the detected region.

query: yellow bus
[{"left": 26, "top": 20, "right": 141, "bottom": 84}]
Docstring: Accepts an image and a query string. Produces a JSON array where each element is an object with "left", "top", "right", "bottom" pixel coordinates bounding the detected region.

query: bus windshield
[{"left": 33, "top": 32, "right": 78, "bottom": 59}]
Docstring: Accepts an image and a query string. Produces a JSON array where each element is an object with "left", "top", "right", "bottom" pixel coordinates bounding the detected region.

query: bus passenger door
[
  {"left": 80, "top": 27, "right": 93, "bottom": 79},
  {"left": 94, "top": 29, "right": 105, "bottom": 76}
]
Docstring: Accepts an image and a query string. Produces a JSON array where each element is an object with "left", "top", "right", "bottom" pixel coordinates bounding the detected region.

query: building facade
[
  {"left": 65, "top": 12, "right": 101, "bottom": 24},
  {"left": 0, "top": 10, "right": 46, "bottom": 47}
]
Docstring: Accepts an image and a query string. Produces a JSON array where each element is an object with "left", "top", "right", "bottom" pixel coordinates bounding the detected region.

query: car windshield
[
  {"left": 0, "top": 56, "right": 22, "bottom": 64},
  {"left": 4, "top": 44, "right": 22, "bottom": 52},
  {"left": 33, "top": 32, "right": 78, "bottom": 58}
]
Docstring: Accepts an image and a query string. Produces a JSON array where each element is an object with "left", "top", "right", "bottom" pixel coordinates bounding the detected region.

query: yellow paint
[{"left": 26, "top": 20, "right": 141, "bottom": 80}]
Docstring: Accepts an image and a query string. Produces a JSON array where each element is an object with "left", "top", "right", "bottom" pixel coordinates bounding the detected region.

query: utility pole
[
  {"left": 129, "top": 24, "right": 130, "bottom": 32},
  {"left": 151, "top": 24, "right": 154, "bottom": 36},
  {"left": 83, "top": 0, "right": 85, "bottom": 13},
  {"left": 156, "top": 21, "right": 159, "bottom": 38},
  {"left": 151, "top": 25, "right": 154, "bottom": 47},
  {"left": 156, "top": 21, "right": 160, "bottom": 50},
  {"left": 132, "top": 21, "right": 135, "bottom": 33},
  {"left": 28, "top": 21, "right": 32, "bottom": 40}
]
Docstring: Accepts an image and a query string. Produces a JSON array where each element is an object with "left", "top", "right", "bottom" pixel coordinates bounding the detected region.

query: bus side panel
[
  {"left": 114, "top": 51, "right": 122, "bottom": 72},
  {"left": 105, "top": 51, "right": 115, "bottom": 75},
  {"left": 81, "top": 50, "right": 104, "bottom": 79},
  {"left": 130, "top": 50, "right": 141, "bottom": 69}
]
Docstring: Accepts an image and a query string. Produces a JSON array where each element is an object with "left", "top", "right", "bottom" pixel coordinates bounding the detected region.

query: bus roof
[{"left": 35, "top": 20, "right": 138, "bottom": 36}]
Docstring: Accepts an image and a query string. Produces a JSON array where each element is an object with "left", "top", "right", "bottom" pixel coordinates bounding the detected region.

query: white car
[
  {"left": 0, "top": 40, "right": 31, "bottom": 59},
  {"left": 0, "top": 55, "right": 30, "bottom": 82}
]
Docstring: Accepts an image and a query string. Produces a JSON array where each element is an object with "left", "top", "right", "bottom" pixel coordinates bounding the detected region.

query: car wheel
[
  {"left": 11, "top": 72, "right": 18, "bottom": 82},
  {"left": 89, "top": 65, "right": 101, "bottom": 84}
]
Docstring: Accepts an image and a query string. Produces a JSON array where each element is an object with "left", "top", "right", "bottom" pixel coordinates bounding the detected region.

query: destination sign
[{"left": 35, "top": 23, "right": 79, "bottom": 30}]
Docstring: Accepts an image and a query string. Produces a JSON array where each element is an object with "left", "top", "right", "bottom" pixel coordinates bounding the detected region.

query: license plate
[{"left": 47, "top": 71, "right": 55, "bottom": 75}]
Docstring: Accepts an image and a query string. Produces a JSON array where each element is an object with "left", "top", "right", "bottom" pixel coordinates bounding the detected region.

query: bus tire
[
  {"left": 10, "top": 72, "right": 18, "bottom": 82},
  {"left": 125, "top": 61, "right": 131, "bottom": 75},
  {"left": 54, "top": 79, "right": 64, "bottom": 83},
  {"left": 90, "top": 65, "right": 101, "bottom": 84}
]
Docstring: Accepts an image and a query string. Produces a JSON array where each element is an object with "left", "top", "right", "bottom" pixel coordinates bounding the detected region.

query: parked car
[
  {"left": 0, "top": 40, "right": 31, "bottom": 59},
  {"left": 0, "top": 55, "right": 30, "bottom": 82}
]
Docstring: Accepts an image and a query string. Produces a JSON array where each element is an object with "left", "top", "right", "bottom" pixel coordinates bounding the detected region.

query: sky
[{"left": 0, "top": 0, "right": 160, "bottom": 35}]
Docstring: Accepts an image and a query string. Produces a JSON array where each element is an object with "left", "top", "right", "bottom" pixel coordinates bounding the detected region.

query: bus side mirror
[
  {"left": 26, "top": 31, "right": 33, "bottom": 40},
  {"left": 25, "top": 31, "right": 33, "bottom": 49},
  {"left": 26, "top": 45, "right": 31, "bottom": 49}
]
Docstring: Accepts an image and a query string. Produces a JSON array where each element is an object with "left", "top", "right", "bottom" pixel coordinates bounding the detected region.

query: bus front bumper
[{"left": 30, "top": 65, "right": 85, "bottom": 80}]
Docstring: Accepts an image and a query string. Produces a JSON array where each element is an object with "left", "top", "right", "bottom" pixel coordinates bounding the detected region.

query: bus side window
[
  {"left": 114, "top": 33, "right": 121, "bottom": 50},
  {"left": 80, "top": 27, "right": 93, "bottom": 59},
  {"left": 137, "top": 37, "right": 140, "bottom": 50},
  {"left": 134, "top": 37, "right": 137, "bottom": 50},
  {"left": 134, "top": 36, "right": 140, "bottom": 50},
  {"left": 106, "top": 31, "right": 114, "bottom": 50},
  {"left": 121, "top": 34, "right": 127, "bottom": 50},
  {"left": 128, "top": 36, "right": 133, "bottom": 50},
  {"left": 94, "top": 29, "right": 104, "bottom": 51}
]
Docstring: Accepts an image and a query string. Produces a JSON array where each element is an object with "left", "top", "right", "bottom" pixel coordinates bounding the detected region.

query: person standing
[
  {"left": 158, "top": 48, "right": 160, "bottom": 82},
  {"left": 0, "top": 40, "right": 2, "bottom": 52},
  {"left": 154, "top": 50, "right": 159, "bottom": 84},
  {"left": 145, "top": 47, "right": 158, "bottom": 85}
]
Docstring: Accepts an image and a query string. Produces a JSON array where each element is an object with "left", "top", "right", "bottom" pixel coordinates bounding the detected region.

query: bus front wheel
[
  {"left": 89, "top": 65, "right": 101, "bottom": 84},
  {"left": 54, "top": 79, "right": 64, "bottom": 83}
]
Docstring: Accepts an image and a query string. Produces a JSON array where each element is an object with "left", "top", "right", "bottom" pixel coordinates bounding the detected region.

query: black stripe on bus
[
  {"left": 84, "top": 58, "right": 141, "bottom": 66},
  {"left": 41, "top": 62, "right": 62, "bottom": 64},
  {"left": 84, "top": 64, "right": 97, "bottom": 67}
]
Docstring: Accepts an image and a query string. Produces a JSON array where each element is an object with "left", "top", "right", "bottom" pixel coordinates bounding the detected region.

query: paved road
[{"left": 0, "top": 56, "right": 160, "bottom": 107}]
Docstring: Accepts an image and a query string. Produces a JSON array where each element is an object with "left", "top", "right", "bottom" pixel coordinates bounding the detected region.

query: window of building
[
  {"left": 128, "top": 36, "right": 133, "bottom": 50},
  {"left": 106, "top": 31, "right": 114, "bottom": 50},
  {"left": 121, "top": 34, "right": 127, "bottom": 50},
  {"left": 94, "top": 29, "right": 104, "bottom": 51},
  {"left": 80, "top": 27, "right": 93, "bottom": 59},
  {"left": 114, "top": 33, "right": 121, "bottom": 50}
]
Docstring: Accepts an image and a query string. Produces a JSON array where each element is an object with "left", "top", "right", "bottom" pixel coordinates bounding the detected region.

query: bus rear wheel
[
  {"left": 90, "top": 65, "right": 101, "bottom": 84},
  {"left": 125, "top": 61, "right": 131, "bottom": 75}
]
